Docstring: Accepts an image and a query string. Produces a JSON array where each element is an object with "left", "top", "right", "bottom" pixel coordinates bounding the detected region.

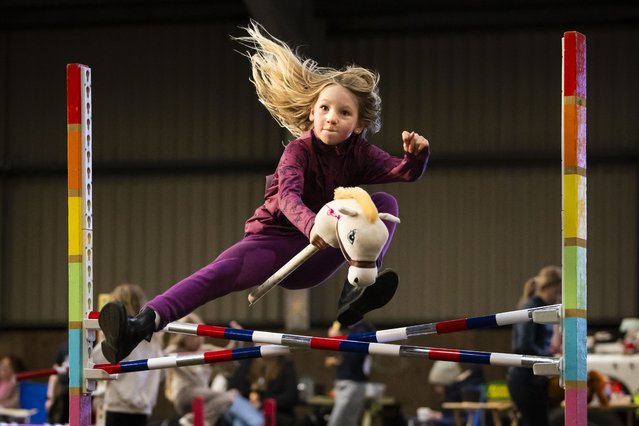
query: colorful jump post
[
  {"left": 562, "top": 31, "right": 587, "bottom": 425},
  {"left": 67, "top": 63, "right": 95, "bottom": 426}
]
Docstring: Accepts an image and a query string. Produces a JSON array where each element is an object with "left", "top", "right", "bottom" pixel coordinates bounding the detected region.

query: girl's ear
[
  {"left": 309, "top": 107, "right": 315, "bottom": 122},
  {"left": 354, "top": 121, "right": 364, "bottom": 135}
]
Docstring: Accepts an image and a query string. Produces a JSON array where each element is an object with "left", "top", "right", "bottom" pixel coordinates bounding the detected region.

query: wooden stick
[{"left": 248, "top": 244, "right": 319, "bottom": 306}]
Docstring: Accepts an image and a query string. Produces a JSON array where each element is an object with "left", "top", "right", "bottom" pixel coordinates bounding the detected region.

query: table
[
  {"left": 0, "top": 407, "right": 38, "bottom": 423},
  {"left": 442, "top": 401, "right": 518, "bottom": 426},
  {"left": 586, "top": 403, "right": 638, "bottom": 426}
]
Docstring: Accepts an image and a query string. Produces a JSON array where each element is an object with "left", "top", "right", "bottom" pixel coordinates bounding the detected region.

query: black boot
[
  {"left": 337, "top": 269, "right": 399, "bottom": 326},
  {"left": 98, "top": 301, "right": 156, "bottom": 364}
]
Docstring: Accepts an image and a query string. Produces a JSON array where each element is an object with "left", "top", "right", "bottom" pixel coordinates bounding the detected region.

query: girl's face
[{"left": 309, "top": 84, "right": 364, "bottom": 145}]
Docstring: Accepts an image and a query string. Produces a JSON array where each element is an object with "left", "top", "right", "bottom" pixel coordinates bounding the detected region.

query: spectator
[
  {"left": 325, "top": 320, "right": 374, "bottom": 426},
  {"left": 46, "top": 343, "right": 69, "bottom": 424},
  {"left": 164, "top": 313, "right": 242, "bottom": 426},
  {"left": 227, "top": 349, "right": 298, "bottom": 426},
  {"left": 506, "top": 266, "right": 562, "bottom": 426},
  {"left": 0, "top": 354, "right": 24, "bottom": 409},
  {"left": 92, "top": 284, "right": 164, "bottom": 426}
]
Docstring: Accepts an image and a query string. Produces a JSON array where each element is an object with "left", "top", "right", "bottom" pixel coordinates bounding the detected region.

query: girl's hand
[
  {"left": 310, "top": 225, "right": 330, "bottom": 249},
  {"left": 402, "top": 131, "right": 429, "bottom": 155}
]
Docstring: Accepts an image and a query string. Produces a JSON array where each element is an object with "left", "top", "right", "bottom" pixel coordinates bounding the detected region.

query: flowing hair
[{"left": 233, "top": 21, "right": 382, "bottom": 137}]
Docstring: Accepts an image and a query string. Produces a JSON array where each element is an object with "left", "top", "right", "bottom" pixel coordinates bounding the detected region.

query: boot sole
[
  {"left": 98, "top": 301, "right": 127, "bottom": 364},
  {"left": 337, "top": 269, "right": 399, "bottom": 326}
]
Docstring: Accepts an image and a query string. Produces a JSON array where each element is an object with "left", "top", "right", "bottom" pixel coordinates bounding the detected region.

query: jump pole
[
  {"left": 67, "top": 63, "right": 95, "bottom": 426},
  {"left": 92, "top": 338, "right": 557, "bottom": 375},
  {"left": 561, "top": 31, "right": 587, "bottom": 425}
]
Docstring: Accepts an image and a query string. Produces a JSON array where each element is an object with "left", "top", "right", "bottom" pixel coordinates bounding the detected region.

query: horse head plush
[
  {"left": 314, "top": 187, "right": 400, "bottom": 288},
  {"left": 248, "top": 186, "right": 400, "bottom": 306}
]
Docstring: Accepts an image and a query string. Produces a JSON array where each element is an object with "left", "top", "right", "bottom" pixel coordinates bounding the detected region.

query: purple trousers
[{"left": 146, "top": 192, "right": 398, "bottom": 328}]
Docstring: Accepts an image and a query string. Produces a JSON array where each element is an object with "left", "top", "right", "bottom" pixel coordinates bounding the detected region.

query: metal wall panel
[
  {"left": 91, "top": 173, "right": 283, "bottom": 324},
  {"left": 328, "top": 28, "right": 639, "bottom": 155},
  {"left": 3, "top": 178, "right": 68, "bottom": 323},
  {"left": 5, "top": 25, "right": 638, "bottom": 167},
  {"left": 6, "top": 22, "right": 285, "bottom": 167},
  {"left": 1, "top": 23, "right": 637, "bottom": 326},
  {"left": 1, "top": 165, "right": 636, "bottom": 324}
]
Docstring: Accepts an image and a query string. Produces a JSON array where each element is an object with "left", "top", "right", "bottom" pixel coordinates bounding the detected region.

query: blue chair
[{"left": 19, "top": 381, "right": 49, "bottom": 423}]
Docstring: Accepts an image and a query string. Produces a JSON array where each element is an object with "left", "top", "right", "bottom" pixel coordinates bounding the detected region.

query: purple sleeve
[
  {"left": 358, "top": 141, "right": 429, "bottom": 184},
  {"left": 277, "top": 142, "right": 316, "bottom": 236}
]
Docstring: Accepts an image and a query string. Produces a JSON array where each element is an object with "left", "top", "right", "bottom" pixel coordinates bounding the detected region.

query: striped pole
[
  {"left": 93, "top": 338, "right": 556, "bottom": 376},
  {"left": 67, "top": 63, "right": 94, "bottom": 426},
  {"left": 562, "top": 32, "right": 587, "bottom": 425},
  {"left": 339, "top": 304, "right": 561, "bottom": 343},
  {"left": 94, "top": 345, "right": 292, "bottom": 374},
  {"left": 164, "top": 323, "right": 558, "bottom": 370},
  {"left": 88, "top": 303, "right": 560, "bottom": 339}
]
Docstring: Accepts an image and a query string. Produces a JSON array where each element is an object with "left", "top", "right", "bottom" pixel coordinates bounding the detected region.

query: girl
[
  {"left": 99, "top": 21, "right": 430, "bottom": 365},
  {"left": 506, "top": 266, "right": 562, "bottom": 426}
]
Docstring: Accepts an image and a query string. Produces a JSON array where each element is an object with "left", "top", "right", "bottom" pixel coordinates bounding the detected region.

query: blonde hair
[
  {"left": 234, "top": 21, "right": 382, "bottom": 137},
  {"left": 517, "top": 265, "right": 562, "bottom": 308},
  {"left": 334, "top": 186, "right": 378, "bottom": 223},
  {"left": 110, "top": 283, "right": 147, "bottom": 316}
]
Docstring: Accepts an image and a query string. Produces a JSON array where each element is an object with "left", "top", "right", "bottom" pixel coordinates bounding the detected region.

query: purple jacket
[{"left": 245, "top": 130, "right": 429, "bottom": 237}]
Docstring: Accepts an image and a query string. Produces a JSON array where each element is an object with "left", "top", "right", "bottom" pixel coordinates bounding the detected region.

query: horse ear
[
  {"left": 338, "top": 206, "right": 358, "bottom": 217},
  {"left": 379, "top": 213, "right": 401, "bottom": 224}
]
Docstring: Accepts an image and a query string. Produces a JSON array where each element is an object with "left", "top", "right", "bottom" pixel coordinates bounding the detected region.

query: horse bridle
[{"left": 327, "top": 206, "right": 377, "bottom": 269}]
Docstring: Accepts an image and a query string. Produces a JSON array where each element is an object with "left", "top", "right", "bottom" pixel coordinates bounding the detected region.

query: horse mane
[{"left": 334, "top": 187, "right": 378, "bottom": 223}]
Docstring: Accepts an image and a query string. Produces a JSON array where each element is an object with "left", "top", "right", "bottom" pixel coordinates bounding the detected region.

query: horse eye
[{"left": 347, "top": 230, "right": 356, "bottom": 245}]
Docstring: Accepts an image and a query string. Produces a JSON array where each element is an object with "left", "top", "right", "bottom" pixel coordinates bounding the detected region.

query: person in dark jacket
[
  {"left": 506, "top": 266, "right": 562, "bottom": 426},
  {"left": 228, "top": 352, "right": 299, "bottom": 426}
]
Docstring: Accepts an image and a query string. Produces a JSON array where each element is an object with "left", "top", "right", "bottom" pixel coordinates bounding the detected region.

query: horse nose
[{"left": 354, "top": 277, "right": 359, "bottom": 284}]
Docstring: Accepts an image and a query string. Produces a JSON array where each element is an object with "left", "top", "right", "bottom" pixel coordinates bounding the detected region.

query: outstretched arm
[{"left": 359, "top": 130, "right": 430, "bottom": 184}]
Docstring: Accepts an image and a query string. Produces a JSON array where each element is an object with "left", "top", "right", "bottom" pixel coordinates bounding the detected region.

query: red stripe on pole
[
  {"left": 93, "top": 363, "right": 121, "bottom": 374},
  {"left": 435, "top": 319, "right": 468, "bottom": 334},
  {"left": 310, "top": 337, "right": 341, "bottom": 350},
  {"left": 66, "top": 64, "right": 81, "bottom": 125},
  {"left": 428, "top": 348, "right": 462, "bottom": 362},
  {"left": 197, "top": 324, "right": 227, "bottom": 339},
  {"left": 203, "top": 349, "right": 234, "bottom": 363},
  {"left": 88, "top": 311, "right": 99, "bottom": 319}
]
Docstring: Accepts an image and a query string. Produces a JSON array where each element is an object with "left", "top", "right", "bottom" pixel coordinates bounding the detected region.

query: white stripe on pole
[
  {"left": 253, "top": 331, "right": 284, "bottom": 344},
  {"left": 259, "top": 345, "right": 292, "bottom": 357},
  {"left": 495, "top": 310, "right": 530, "bottom": 326},
  {"left": 368, "top": 342, "right": 402, "bottom": 356},
  {"left": 375, "top": 328, "right": 408, "bottom": 343},
  {"left": 489, "top": 353, "right": 525, "bottom": 367},
  {"left": 148, "top": 356, "right": 179, "bottom": 370}
]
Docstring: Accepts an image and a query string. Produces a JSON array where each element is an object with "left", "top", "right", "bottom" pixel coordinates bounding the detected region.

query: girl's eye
[
  {"left": 341, "top": 110, "right": 351, "bottom": 116},
  {"left": 347, "top": 229, "right": 356, "bottom": 245},
  {"left": 320, "top": 105, "right": 328, "bottom": 111}
]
